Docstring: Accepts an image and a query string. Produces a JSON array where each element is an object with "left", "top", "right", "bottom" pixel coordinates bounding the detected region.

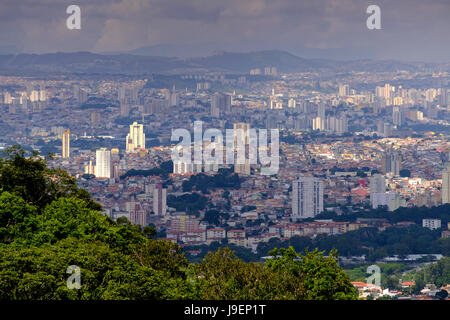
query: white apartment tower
[
  {"left": 62, "top": 129, "right": 70, "bottom": 158},
  {"left": 370, "top": 174, "right": 386, "bottom": 207},
  {"left": 126, "top": 121, "right": 145, "bottom": 152},
  {"left": 96, "top": 148, "right": 111, "bottom": 178},
  {"left": 442, "top": 166, "right": 450, "bottom": 204},
  {"left": 292, "top": 176, "right": 324, "bottom": 220},
  {"left": 233, "top": 122, "right": 251, "bottom": 175}
]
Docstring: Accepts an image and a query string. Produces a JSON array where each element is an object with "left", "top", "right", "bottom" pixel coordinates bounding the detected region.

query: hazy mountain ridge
[{"left": 0, "top": 50, "right": 440, "bottom": 75}]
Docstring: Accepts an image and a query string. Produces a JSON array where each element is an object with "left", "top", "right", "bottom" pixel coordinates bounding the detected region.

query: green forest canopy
[{"left": 0, "top": 146, "right": 357, "bottom": 300}]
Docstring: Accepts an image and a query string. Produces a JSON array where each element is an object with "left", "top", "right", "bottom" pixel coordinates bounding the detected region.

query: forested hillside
[{"left": 0, "top": 146, "right": 357, "bottom": 300}]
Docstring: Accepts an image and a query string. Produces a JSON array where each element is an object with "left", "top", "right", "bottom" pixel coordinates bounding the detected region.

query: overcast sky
[{"left": 0, "top": 0, "right": 449, "bottom": 62}]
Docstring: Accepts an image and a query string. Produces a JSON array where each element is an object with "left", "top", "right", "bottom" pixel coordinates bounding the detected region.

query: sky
[{"left": 0, "top": 0, "right": 449, "bottom": 62}]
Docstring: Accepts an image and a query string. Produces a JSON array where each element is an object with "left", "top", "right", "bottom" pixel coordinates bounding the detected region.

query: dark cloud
[{"left": 0, "top": 0, "right": 448, "bottom": 62}]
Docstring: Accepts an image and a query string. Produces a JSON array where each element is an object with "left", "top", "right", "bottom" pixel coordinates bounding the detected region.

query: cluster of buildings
[
  {"left": 0, "top": 67, "right": 449, "bottom": 253},
  {"left": 352, "top": 281, "right": 450, "bottom": 300}
]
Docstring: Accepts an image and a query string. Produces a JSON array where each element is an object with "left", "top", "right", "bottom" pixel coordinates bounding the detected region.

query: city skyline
[{"left": 0, "top": 0, "right": 449, "bottom": 302}]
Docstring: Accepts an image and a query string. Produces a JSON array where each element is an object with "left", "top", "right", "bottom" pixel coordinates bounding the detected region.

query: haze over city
[{"left": 0, "top": 0, "right": 449, "bottom": 62}]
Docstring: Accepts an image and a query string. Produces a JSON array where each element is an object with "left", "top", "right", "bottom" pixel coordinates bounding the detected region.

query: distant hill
[
  {"left": 0, "top": 52, "right": 184, "bottom": 75},
  {"left": 127, "top": 43, "right": 221, "bottom": 58},
  {"left": 0, "top": 50, "right": 437, "bottom": 75},
  {"left": 186, "top": 50, "right": 325, "bottom": 73}
]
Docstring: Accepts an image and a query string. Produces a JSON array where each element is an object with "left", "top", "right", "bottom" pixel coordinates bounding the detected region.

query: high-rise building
[
  {"left": 233, "top": 122, "right": 251, "bottom": 175},
  {"left": 153, "top": 183, "right": 167, "bottom": 216},
  {"left": 317, "top": 103, "right": 326, "bottom": 119},
  {"left": 96, "top": 148, "right": 111, "bottom": 178},
  {"left": 120, "top": 100, "right": 130, "bottom": 117},
  {"left": 73, "top": 84, "right": 88, "bottom": 104},
  {"left": 372, "top": 191, "right": 404, "bottom": 211},
  {"left": 127, "top": 199, "right": 147, "bottom": 226},
  {"left": 62, "top": 129, "right": 70, "bottom": 158},
  {"left": 384, "top": 83, "right": 394, "bottom": 100},
  {"left": 425, "top": 88, "right": 437, "bottom": 102},
  {"left": 173, "top": 162, "right": 202, "bottom": 174},
  {"left": 377, "top": 122, "right": 393, "bottom": 137},
  {"left": 90, "top": 112, "right": 100, "bottom": 127},
  {"left": 370, "top": 174, "right": 386, "bottom": 207},
  {"left": 288, "top": 98, "right": 296, "bottom": 108},
  {"left": 84, "top": 160, "right": 95, "bottom": 175},
  {"left": 442, "top": 166, "right": 450, "bottom": 204},
  {"left": 29, "top": 90, "right": 40, "bottom": 102},
  {"left": 126, "top": 122, "right": 145, "bottom": 152},
  {"left": 264, "top": 67, "right": 277, "bottom": 76},
  {"left": 439, "top": 88, "right": 448, "bottom": 106},
  {"left": 292, "top": 176, "right": 323, "bottom": 220},
  {"left": 39, "top": 89, "right": 47, "bottom": 102},
  {"left": 338, "top": 84, "right": 350, "bottom": 97},
  {"left": 392, "top": 106, "right": 404, "bottom": 127},
  {"left": 382, "top": 149, "right": 402, "bottom": 176},
  {"left": 164, "top": 86, "right": 179, "bottom": 107},
  {"left": 312, "top": 117, "right": 325, "bottom": 131},
  {"left": 118, "top": 84, "right": 127, "bottom": 102},
  {"left": 211, "top": 92, "right": 231, "bottom": 117},
  {"left": 327, "top": 116, "right": 348, "bottom": 134}
]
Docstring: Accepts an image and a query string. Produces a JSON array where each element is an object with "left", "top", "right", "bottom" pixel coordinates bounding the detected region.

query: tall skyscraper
[
  {"left": 96, "top": 148, "right": 111, "bottom": 178},
  {"left": 233, "top": 122, "right": 251, "bottom": 175},
  {"left": 292, "top": 176, "right": 324, "bottom": 220},
  {"left": 382, "top": 149, "right": 402, "bottom": 176},
  {"left": 118, "top": 84, "right": 127, "bottom": 102},
  {"left": 317, "top": 103, "right": 326, "bottom": 119},
  {"left": 126, "top": 122, "right": 145, "bottom": 152},
  {"left": 338, "top": 84, "right": 350, "bottom": 97},
  {"left": 153, "top": 183, "right": 167, "bottom": 216},
  {"left": 62, "top": 129, "right": 70, "bottom": 158},
  {"left": 120, "top": 100, "right": 130, "bottom": 117},
  {"left": 370, "top": 174, "right": 386, "bottom": 207},
  {"left": 326, "top": 116, "right": 348, "bottom": 134},
  {"left": 439, "top": 88, "right": 448, "bottom": 106},
  {"left": 442, "top": 166, "right": 450, "bottom": 204},
  {"left": 384, "top": 83, "right": 393, "bottom": 100},
  {"left": 288, "top": 98, "right": 296, "bottom": 108},
  {"left": 73, "top": 84, "right": 88, "bottom": 104},
  {"left": 312, "top": 117, "right": 325, "bottom": 131},
  {"left": 211, "top": 92, "right": 231, "bottom": 117},
  {"left": 127, "top": 199, "right": 147, "bottom": 226},
  {"left": 392, "top": 106, "right": 404, "bottom": 127}
]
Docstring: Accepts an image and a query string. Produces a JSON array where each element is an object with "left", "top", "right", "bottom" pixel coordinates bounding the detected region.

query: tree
[
  {"left": 382, "top": 275, "right": 400, "bottom": 290},
  {"left": 0, "top": 146, "right": 100, "bottom": 211},
  {"left": 266, "top": 247, "right": 358, "bottom": 300},
  {"left": 192, "top": 248, "right": 305, "bottom": 300},
  {"left": 0, "top": 145, "right": 365, "bottom": 300},
  {"left": 399, "top": 169, "right": 411, "bottom": 178},
  {"left": 0, "top": 238, "right": 194, "bottom": 300},
  {"left": 435, "top": 290, "right": 448, "bottom": 300},
  {"left": 131, "top": 239, "right": 188, "bottom": 279}
]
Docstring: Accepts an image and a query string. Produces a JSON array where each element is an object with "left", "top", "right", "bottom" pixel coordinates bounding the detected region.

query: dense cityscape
[
  {"left": 1, "top": 0, "right": 449, "bottom": 304},
  {"left": 1, "top": 60, "right": 449, "bottom": 299}
]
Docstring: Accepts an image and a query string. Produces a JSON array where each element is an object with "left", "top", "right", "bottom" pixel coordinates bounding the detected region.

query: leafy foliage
[
  {"left": 257, "top": 225, "right": 450, "bottom": 261},
  {"left": 182, "top": 168, "right": 241, "bottom": 193},
  {"left": 0, "top": 146, "right": 357, "bottom": 300}
]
